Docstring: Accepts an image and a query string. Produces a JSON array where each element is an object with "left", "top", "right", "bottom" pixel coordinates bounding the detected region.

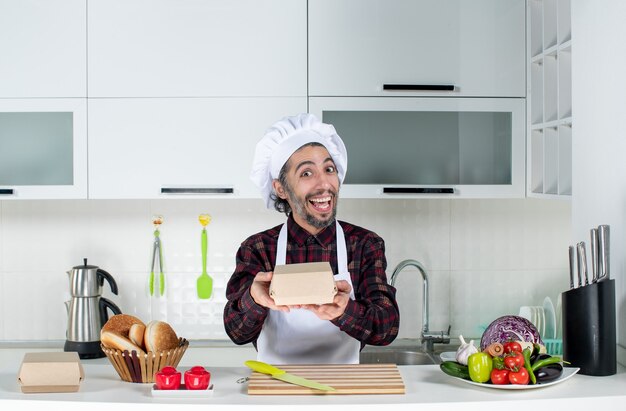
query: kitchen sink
[
  {"left": 359, "top": 340, "right": 458, "bottom": 365},
  {"left": 359, "top": 348, "right": 441, "bottom": 365}
]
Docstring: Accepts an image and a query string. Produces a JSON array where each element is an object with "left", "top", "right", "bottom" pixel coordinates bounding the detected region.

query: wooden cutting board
[{"left": 247, "top": 363, "right": 405, "bottom": 395}]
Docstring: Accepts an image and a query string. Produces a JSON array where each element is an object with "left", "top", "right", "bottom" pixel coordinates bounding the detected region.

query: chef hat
[{"left": 250, "top": 113, "right": 348, "bottom": 209}]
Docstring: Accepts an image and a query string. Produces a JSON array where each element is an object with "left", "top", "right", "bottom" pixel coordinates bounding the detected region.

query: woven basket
[{"left": 101, "top": 338, "right": 189, "bottom": 383}]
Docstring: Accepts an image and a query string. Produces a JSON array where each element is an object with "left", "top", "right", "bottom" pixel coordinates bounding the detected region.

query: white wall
[
  {"left": 0, "top": 198, "right": 571, "bottom": 344},
  {"left": 572, "top": 0, "right": 626, "bottom": 364}
]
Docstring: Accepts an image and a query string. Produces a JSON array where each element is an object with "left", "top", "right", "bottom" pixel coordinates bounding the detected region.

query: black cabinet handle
[
  {"left": 0, "top": 189, "right": 14, "bottom": 195},
  {"left": 383, "top": 84, "right": 455, "bottom": 91},
  {"left": 161, "top": 187, "right": 234, "bottom": 194},
  {"left": 383, "top": 187, "right": 454, "bottom": 194}
]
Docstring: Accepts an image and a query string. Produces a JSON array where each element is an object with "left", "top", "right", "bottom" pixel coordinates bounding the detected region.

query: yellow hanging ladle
[{"left": 197, "top": 214, "right": 213, "bottom": 299}]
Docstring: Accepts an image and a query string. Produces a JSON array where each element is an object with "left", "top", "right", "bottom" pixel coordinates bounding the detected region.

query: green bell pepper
[{"left": 467, "top": 352, "right": 493, "bottom": 383}]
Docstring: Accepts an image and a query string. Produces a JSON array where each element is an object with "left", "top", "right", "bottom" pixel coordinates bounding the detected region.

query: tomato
[
  {"left": 490, "top": 368, "right": 509, "bottom": 385},
  {"left": 503, "top": 351, "right": 525, "bottom": 370},
  {"left": 467, "top": 352, "right": 493, "bottom": 383},
  {"left": 508, "top": 367, "right": 530, "bottom": 385},
  {"left": 503, "top": 341, "right": 523, "bottom": 354}
]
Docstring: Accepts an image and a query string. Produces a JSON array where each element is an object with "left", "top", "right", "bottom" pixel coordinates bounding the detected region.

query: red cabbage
[{"left": 480, "top": 315, "right": 543, "bottom": 351}]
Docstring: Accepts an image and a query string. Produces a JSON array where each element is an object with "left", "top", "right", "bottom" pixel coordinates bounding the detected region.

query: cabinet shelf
[
  {"left": 531, "top": 117, "right": 573, "bottom": 130},
  {"left": 559, "top": 39, "right": 572, "bottom": 51}
]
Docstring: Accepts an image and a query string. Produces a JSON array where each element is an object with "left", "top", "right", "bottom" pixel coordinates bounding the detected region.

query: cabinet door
[
  {"left": 309, "top": 97, "right": 525, "bottom": 198},
  {"left": 88, "top": 0, "right": 306, "bottom": 98},
  {"left": 309, "top": 0, "right": 525, "bottom": 97},
  {"left": 0, "top": 0, "right": 86, "bottom": 98},
  {"left": 0, "top": 99, "right": 87, "bottom": 199},
  {"left": 88, "top": 97, "right": 307, "bottom": 199}
]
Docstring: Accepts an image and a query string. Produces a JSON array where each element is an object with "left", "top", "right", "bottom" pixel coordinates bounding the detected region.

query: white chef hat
[{"left": 250, "top": 113, "right": 348, "bottom": 209}]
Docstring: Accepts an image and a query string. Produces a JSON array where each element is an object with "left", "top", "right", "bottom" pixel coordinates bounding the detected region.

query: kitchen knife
[
  {"left": 590, "top": 228, "right": 599, "bottom": 283},
  {"left": 568, "top": 245, "right": 575, "bottom": 289},
  {"left": 244, "top": 360, "right": 335, "bottom": 392},
  {"left": 577, "top": 241, "right": 589, "bottom": 285},
  {"left": 597, "top": 225, "right": 610, "bottom": 281}
]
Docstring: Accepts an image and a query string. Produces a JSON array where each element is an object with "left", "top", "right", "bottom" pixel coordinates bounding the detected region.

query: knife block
[{"left": 561, "top": 279, "right": 616, "bottom": 376}]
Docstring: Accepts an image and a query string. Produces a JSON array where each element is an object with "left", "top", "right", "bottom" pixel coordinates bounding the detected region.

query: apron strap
[
  {"left": 276, "top": 222, "right": 288, "bottom": 265},
  {"left": 276, "top": 221, "right": 348, "bottom": 273}
]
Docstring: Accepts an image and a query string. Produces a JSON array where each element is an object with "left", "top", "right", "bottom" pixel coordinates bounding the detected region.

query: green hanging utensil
[
  {"left": 149, "top": 215, "right": 165, "bottom": 296},
  {"left": 197, "top": 214, "right": 213, "bottom": 299}
]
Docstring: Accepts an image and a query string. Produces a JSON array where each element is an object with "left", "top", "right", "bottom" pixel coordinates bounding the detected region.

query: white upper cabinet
[
  {"left": 310, "top": 97, "right": 526, "bottom": 198},
  {"left": 0, "top": 0, "right": 86, "bottom": 98},
  {"left": 0, "top": 98, "right": 88, "bottom": 199},
  {"left": 88, "top": 97, "right": 306, "bottom": 199},
  {"left": 309, "top": 0, "right": 526, "bottom": 97},
  {"left": 87, "top": 0, "right": 307, "bottom": 98}
]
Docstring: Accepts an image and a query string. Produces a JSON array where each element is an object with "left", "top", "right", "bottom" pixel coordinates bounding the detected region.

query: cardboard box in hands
[{"left": 269, "top": 262, "right": 338, "bottom": 306}]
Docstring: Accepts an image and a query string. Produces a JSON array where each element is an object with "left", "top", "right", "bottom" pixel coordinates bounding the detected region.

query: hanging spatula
[{"left": 197, "top": 214, "right": 213, "bottom": 299}]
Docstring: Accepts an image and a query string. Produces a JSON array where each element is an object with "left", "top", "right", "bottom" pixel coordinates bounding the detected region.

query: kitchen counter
[{"left": 1, "top": 346, "right": 625, "bottom": 411}]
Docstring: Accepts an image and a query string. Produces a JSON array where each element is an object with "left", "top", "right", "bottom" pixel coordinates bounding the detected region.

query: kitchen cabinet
[
  {"left": 528, "top": 0, "right": 572, "bottom": 197},
  {"left": 87, "top": 0, "right": 306, "bottom": 98},
  {"left": 309, "top": 97, "right": 525, "bottom": 198},
  {"left": 308, "top": 0, "right": 526, "bottom": 98},
  {"left": 0, "top": 0, "right": 86, "bottom": 98},
  {"left": 88, "top": 97, "right": 306, "bottom": 199},
  {"left": 0, "top": 99, "right": 88, "bottom": 199}
]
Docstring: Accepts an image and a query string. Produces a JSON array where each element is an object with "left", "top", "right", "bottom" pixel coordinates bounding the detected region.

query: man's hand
[
  {"left": 250, "top": 271, "right": 290, "bottom": 312},
  {"left": 301, "top": 280, "right": 351, "bottom": 320}
]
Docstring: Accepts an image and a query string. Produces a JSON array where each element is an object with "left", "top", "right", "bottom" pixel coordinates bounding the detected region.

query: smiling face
[{"left": 272, "top": 144, "right": 340, "bottom": 235}]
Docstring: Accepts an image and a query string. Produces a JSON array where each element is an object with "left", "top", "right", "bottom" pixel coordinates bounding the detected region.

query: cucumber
[{"left": 439, "top": 361, "right": 470, "bottom": 380}]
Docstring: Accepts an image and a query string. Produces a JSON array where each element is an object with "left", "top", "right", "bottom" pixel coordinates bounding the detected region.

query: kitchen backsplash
[{"left": 0, "top": 198, "right": 571, "bottom": 343}]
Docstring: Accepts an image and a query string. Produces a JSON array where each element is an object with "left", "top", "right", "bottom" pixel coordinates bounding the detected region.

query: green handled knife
[{"left": 245, "top": 360, "right": 335, "bottom": 392}]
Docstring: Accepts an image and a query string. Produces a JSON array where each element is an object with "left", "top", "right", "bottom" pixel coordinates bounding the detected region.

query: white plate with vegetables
[{"left": 450, "top": 367, "right": 579, "bottom": 390}]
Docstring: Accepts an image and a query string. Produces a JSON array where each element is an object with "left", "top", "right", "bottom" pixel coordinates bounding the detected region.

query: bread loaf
[
  {"left": 101, "top": 314, "right": 145, "bottom": 339},
  {"left": 101, "top": 330, "right": 146, "bottom": 355},
  {"left": 144, "top": 320, "right": 179, "bottom": 353},
  {"left": 128, "top": 323, "right": 146, "bottom": 348}
]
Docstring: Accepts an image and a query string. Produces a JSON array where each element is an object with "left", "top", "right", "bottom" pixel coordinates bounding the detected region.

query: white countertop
[{"left": 2, "top": 346, "right": 625, "bottom": 411}]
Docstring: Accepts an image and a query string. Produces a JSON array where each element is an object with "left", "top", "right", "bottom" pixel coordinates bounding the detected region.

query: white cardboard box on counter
[
  {"left": 269, "top": 262, "right": 337, "bottom": 306},
  {"left": 17, "top": 352, "right": 84, "bottom": 393}
]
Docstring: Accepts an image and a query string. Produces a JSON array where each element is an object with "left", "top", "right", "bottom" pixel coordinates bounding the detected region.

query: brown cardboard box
[
  {"left": 269, "top": 262, "right": 337, "bottom": 306},
  {"left": 17, "top": 352, "right": 84, "bottom": 393}
]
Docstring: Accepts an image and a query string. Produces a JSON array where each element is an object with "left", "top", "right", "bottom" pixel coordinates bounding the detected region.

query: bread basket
[{"left": 101, "top": 338, "right": 189, "bottom": 383}]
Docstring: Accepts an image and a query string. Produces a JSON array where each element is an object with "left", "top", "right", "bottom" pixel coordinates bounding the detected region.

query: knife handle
[
  {"left": 576, "top": 242, "right": 585, "bottom": 288},
  {"left": 568, "top": 245, "right": 575, "bottom": 289},
  {"left": 590, "top": 228, "right": 598, "bottom": 282},
  {"left": 245, "top": 360, "right": 284, "bottom": 376},
  {"left": 581, "top": 241, "right": 589, "bottom": 285},
  {"left": 597, "top": 225, "right": 610, "bottom": 281}
]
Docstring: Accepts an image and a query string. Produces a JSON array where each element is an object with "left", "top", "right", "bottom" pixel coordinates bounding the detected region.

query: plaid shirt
[{"left": 223, "top": 214, "right": 399, "bottom": 349}]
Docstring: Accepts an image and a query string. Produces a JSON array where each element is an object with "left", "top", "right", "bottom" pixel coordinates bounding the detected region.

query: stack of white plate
[
  {"left": 543, "top": 297, "right": 557, "bottom": 340},
  {"left": 518, "top": 306, "right": 545, "bottom": 338},
  {"left": 518, "top": 297, "right": 558, "bottom": 340}
]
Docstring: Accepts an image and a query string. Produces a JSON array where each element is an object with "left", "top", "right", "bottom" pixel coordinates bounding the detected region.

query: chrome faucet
[{"left": 390, "top": 259, "right": 451, "bottom": 353}]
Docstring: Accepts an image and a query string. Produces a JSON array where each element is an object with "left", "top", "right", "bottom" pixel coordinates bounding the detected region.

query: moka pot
[{"left": 64, "top": 258, "right": 122, "bottom": 359}]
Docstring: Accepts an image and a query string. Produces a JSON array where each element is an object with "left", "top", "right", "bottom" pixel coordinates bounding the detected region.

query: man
[{"left": 223, "top": 113, "right": 399, "bottom": 364}]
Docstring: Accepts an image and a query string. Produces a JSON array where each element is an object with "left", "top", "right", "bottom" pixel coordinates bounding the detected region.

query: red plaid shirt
[{"left": 223, "top": 215, "right": 399, "bottom": 349}]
